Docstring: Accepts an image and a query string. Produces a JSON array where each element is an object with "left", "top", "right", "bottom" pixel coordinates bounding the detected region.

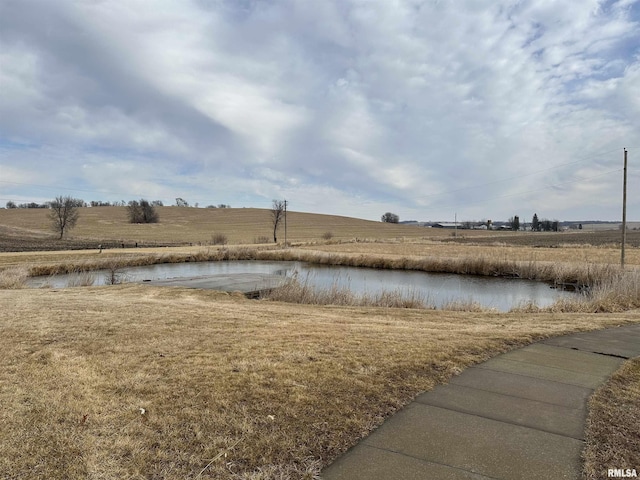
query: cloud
[{"left": 0, "top": 0, "right": 638, "bottom": 220}]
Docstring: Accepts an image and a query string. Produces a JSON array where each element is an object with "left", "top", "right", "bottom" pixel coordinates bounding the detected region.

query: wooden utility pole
[
  {"left": 284, "top": 199, "right": 288, "bottom": 247},
  {"left": 621, "top": 148, "right": 628, "bottom": 269},
  {"left": 454, "top": 212, "right": 457, "bottom": 238}
]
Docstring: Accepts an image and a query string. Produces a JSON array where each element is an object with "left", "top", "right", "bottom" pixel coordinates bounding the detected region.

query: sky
[{"left": 0, "top": 0, "right": 639, "bottom": 223}]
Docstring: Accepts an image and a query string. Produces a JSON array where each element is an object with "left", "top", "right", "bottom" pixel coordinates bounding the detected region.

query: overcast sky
[{"left": 1, "top": 0, "right": 639, "bottom": 222}]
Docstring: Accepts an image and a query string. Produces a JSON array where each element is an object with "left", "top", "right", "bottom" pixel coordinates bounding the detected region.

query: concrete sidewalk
[{"left": 322, "top": 324, "right": 640, "bottom": 480}]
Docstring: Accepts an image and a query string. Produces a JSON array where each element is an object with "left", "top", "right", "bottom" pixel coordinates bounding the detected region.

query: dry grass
[
  {"left": 1, "top": 209, "right": 639, "bottom": 478},
  {"left": 513, "top": 270, "right": 640, "bottom": 313},
  {"left": 301, "top": 241, "right": 640, "bottom": 267},
  {"left": 0, "top": 285, "right": 637, "bottom": 479},
  {"left": 263, "top": 273, "right": 432, "bottom": 309},
  {"left": 0, "top": 266, "right": 28, "bottom": 289},
  {"left": 64, "top": 270, "right": 98, "bottom": 288},
  {"left": 256, "top": 248, "right": 623, "bottom": 288},
  {"left": 583, "top": 357, "right": 640, "bottom": 479},
  {"left": 0, "top": 247, "right": 267, "bottom": 278},
  {"left": 0, "top": 206, "right": 437, "bottom": 246}
]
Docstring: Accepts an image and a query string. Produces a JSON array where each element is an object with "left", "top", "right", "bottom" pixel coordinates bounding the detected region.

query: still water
[{"left": 27, "top": 260, "right": 575, "bottom": 311}]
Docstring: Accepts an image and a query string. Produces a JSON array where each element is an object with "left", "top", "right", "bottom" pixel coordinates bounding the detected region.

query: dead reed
[
  {"left": 0, "top": 266, "right": 28, "bottom": 289},
  {"left": 515, "top": 269, "right": 640, "bottom": 313},
  {"left": 8, "top": 244, "right": 632, "bottom": 291},
  {"left": 254, "top": 248, "right": 621, "bottom": 287},
  {"left": 65, "top": 271, "right": 97, "bottom": 288},
  {"left": 263, "top": 273, "right": 434, "bottom": 309},
  {"left": 588, "top": 269, "right": 640, "bottom": 311},
  {"left": 24, "top": 247, "right": 268, "bottom": 277},
  {"left": 14, "top": 246, "right": 640, "bottom": 313},
  {"left": 8, "top": 242, "right": 640, "bottom": 314}
]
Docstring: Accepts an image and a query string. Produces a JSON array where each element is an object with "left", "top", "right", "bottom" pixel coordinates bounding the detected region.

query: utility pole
[
  {"left": 454, "top": 212, "right": 457, "bottom": 238},
  {"left": 284, "top": 199, "right": 288, "bottom": 247},
  {"left": 621, "top": 148, "right": 628, "bottom": 269}
]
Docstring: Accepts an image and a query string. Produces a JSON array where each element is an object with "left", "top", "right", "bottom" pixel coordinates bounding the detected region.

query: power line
[
  {"left": 0, "top": 180, "right": 155, "bottom": 199},
  {"left": 415, "top": 168, "right": 623, "bottom": 214},
  {"left": 414, "top": 146, "right": 625, "bottom": 202}
]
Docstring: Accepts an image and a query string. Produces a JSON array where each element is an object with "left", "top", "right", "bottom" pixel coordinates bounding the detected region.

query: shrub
[
  {"left": 127, "top": 199, "right": 159, "bottom": 224},
  {"left": 211, "top": 233, "right": 228, "bottom": 245},
  {"left": 66, "top": 271, "right": 97, "bottom": 287},
  {"left": 104, "top": 258, "right": 128, "bottom": 285}
]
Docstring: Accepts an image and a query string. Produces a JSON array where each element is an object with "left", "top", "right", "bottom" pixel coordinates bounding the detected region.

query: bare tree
[
  {"left": 49, "top": 196, "right": 82, "bottom": 239},
  {"left": 271, "top": 200, "right": 285, "bottom": 243}
]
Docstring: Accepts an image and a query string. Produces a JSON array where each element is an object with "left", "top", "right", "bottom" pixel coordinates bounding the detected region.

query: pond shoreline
[
  {"left": 27, "top": 259, "right": 575, "bottom": 311},
  {"left": 22, "top": 246, "right": 619, "bottom": 286}
]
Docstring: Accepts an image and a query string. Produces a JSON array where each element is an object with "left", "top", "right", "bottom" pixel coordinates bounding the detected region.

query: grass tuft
[
  {"left": 211, "top": 233, "right": 229, "bottom": 245},
  {"left": 263, "top": 273, "right": 492, "bottom": 311},
  {"left": 520, "top": 270, "right": 640, "bottom": 313},
  {"left": 65, "top": 270, "right": 97, "bottom": 287},
  {"left": 0, "top": 267, "right": 28, "bottom": 289}
]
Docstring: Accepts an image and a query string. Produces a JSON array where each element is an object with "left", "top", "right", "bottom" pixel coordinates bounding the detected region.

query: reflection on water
[{"left": 27, "top": 260, "right": 575, "bottom": 311}]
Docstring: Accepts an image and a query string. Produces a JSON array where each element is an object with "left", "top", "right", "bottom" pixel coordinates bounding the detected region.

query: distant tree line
[
  {"left": 6, "top": 200, "right": 65, "bottom": 209},
  {"left": 531, "top": 213, "right": 559, "bottom": 232},
  {"left": 5, "top": 199, "right": 234, "bottom": 209},
  {"left": 5, "top": 199, "right": 143, "bottom": 208},
  {"left": 505, "top": 214, "right": 559, "bottom": 231},
  {"left": 446, "top": 214, "right": 563, "bottom": 231}
]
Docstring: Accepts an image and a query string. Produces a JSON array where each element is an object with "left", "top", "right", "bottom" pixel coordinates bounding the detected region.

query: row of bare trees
[
  {"left": 45, "top": 196, "right": 289, "bottom": 244},
  {"left": 45, "top": 196, "right": 162, "bottom": 239},
  {"left": 39, "top": 194, "right": 292, "bottom": 246}
]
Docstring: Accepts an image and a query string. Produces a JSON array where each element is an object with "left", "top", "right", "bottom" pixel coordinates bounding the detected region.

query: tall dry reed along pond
[{"left": 11, "top": 242, "right": 632, "bottom": 310}]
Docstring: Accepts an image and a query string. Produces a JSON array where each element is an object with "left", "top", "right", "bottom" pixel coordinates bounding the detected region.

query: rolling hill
[{"left": 0, "top": 206, "right": 437, "bottom": 251}]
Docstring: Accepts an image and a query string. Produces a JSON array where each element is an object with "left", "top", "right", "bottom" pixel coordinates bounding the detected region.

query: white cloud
[{"left": 0, "top": 0, "right": 638, "bottom": 220}]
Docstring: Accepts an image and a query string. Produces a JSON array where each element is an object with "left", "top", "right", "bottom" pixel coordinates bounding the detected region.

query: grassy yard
[{"left": 1, "top": 285, "right": 637, "bottom": 479}]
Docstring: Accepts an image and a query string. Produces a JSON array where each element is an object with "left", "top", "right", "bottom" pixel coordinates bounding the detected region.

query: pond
[{"left": 27, "top": 260, "right": 576, "bottom": 311}]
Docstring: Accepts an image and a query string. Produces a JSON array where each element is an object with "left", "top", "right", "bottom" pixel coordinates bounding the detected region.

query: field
[
  {"left": 0, "top": 206, "right": 445, "bottom": 250},
  {"left": 0, "top": 207, "right": 639, "bottom": 479},
  {"left": 2, "top": 206, "right": 639, "bottom": 251}
]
